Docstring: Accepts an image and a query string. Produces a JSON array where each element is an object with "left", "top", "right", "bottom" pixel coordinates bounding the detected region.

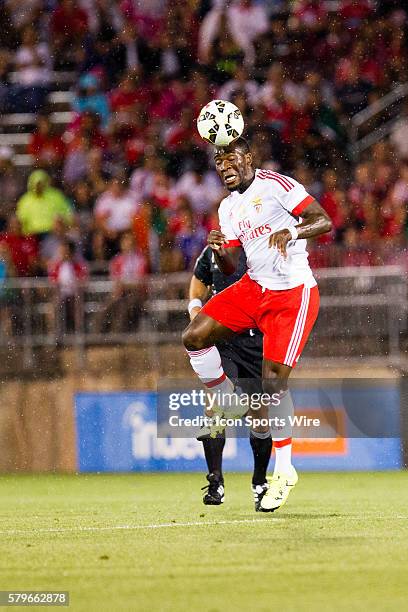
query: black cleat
[
  {"left": 251, "top": 482, "right": 269, "bottom": 512},
  {"left": 202, "top": 473, "right": 225, "bottom": 505}
]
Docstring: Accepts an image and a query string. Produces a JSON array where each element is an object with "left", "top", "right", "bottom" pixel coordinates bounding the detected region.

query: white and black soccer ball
[{"left": 196, "top": 99, "right": 244, "bottom": 146}]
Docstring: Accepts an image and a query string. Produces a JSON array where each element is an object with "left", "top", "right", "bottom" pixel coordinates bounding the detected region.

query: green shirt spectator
[{"left": 16, "top": 170, "right": 73, "bottom": 235}]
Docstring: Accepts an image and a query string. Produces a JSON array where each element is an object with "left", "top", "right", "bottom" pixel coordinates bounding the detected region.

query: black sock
[
  {"left": 250, "top": 432, "right": 272, "bottom": 486},
  {"left": 202, "top": 436, "right": 225, "bottom": 481}
]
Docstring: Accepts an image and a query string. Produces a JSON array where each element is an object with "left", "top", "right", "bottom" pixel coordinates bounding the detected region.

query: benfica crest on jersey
[{"left": 252, "top": 196, "right": 262, "bottom": 213}]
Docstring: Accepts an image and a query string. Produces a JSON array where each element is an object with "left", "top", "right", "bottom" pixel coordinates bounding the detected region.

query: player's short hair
[
  {"left": 214, "top": 137, "right": 251, "bottom": 156},
  {"left": 232, "top": 137, "right": 250, "bottom": 155}
]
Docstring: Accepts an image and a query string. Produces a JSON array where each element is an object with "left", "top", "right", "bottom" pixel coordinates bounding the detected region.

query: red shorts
[{"left": 202, "top": 274, "right": 319, "bottom": 367}]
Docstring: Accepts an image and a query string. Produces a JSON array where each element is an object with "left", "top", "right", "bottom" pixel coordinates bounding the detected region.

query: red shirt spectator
[
  {"left": 49, "top": 241, "right": 88, "bottom": 296},
  {"left": 340, "top": 0, "right": 373, "bottom": 24},
  {"left": 110, "top": 232, "right": 147, "bottom": 282},
  {"left": 264, "top": 97, "right": 294, "bottom": 143},
  {"left": 294, "top": 1, "right": 327, "bottom": 29},
  {"left": 28, "top": 116, "right": 66, "bottom": 166},
  {"left": 65, "top": 112, "right": 109, "bottom": 153},
  {"left": 51, "top": 0, "right": 88, "bottom": 41},
  {"left": 150, "top": 80, "right": 188, "bottom": 121},
  {"left": 0, "top": 216, "right": 38, "bottom": 276},
  {"left": 109, "top": 76, "right": 150, "bottom": 112}
]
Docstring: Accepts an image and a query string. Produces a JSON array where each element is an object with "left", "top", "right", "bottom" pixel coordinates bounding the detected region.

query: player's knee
[
  {"left": 262, "top": 362, "right": 290, "bottom": 395},
  {"left": 262, "top": 372, "right": 288, "bottom": 396},
  {"left": 182, "top": 325, "right": 208, "bottom": 351}
]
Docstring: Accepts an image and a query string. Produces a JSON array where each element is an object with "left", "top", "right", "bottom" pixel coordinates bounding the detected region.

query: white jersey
[{"left": 219, "top": 169, "right": 316, "bottom": 290}]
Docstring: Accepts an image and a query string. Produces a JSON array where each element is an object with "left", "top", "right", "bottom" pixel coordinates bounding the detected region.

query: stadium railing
[
  {"left": 350, "top": 82, "right": 408, "bottom": 157},
  {"left": 0, "top": 266, "right": 406, "bottom": 368}
]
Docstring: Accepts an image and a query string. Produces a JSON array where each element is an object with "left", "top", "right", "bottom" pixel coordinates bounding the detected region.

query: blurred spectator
[
  {"left": 0, "top": 50, "right": 12, "bottom": 112},
  {"left": 98, "top": 231, "right": 147, "bottom": 332},
  {"left": 176, "top": 168, "right": 223, "bottom": 214},
  {"left": 335, "top": 64, "right": 372, "bottom": 116},
  {"left": 339, "top": 227, "right": 373, "bottom": 266},
  {"left": 390, "top": 104, "right": 408, "bottom": 161},
  {"left": 292, "top": 0, "right": 327, "bottom": 31},
  {"left": 14, "top": 26, "right": 51, "bottom": 86},
  {"left": 5, "top": 0, "right": 43, "bottom": 32},
  {"left": 0, "top": 3, "right": 19, "bottom": 49},
  {"left": 48, "top": 239, "right": 88, "bottom": 334},
  {"left": 5, "top": 26, "right": 51, "bottom": 112},
  {"left": 28, "top": 115, "right": 66, "bottom": 170},
  {"left": 0, "top": 147, "right": 23, "bottom": 228},
  {"left": 66, "top": 111, "right": 109, "bottom": 152},
  {"left": 391, "top": 163, "right": 408, "bottom": 207},
  {"left": 174, "top": 205, "right": 207, "bottom": 269},
  {"left": 228, "top": 0, "right": 268, "bottom": 66},
  {"left": 0, "top": 0, "right": 406, "bottom": 279},
  {"left": 63, "top": 136, "right": 93, "bottom": 185},
  {"left": 40, "top": 217, "right": 79, "bottom": 267},
  {"left": 94, "top": 174, "right": 139, "bottom": 255},
  {"left": 16, "top": 170, "right": 73, "bottom": 236},
  {"left": 72, "top": 73, "right": 110, "bottom": 128},
  {"left": 199, "top": 0, "right": 268, "bottom": 67},
  {"left": 130, "top": 156, "right": 161, "bottom": 200},
  {"left": 84, "top": 229, "right": 109, "bottom": 275},
  {"left": 0, "top": 241, "right": 17, "bottom": 336},
  {"left": 109, "top": 71, "right": 148, "bottom": 112},
  {"left": 70, "top": 180, "right": 95, "bottom": 233},
  {"left": 217, "top": 66, "right": 259, "bottom": 104},
  {"left": 63, "top": 113, "right": 109, "bottom": 185},
  {"left": 320, "top": 170, "right": 347, "bottom": 241},
  {"left": 0, "top": 215, "right": 39, "bottom": 276},
  {"left": 50, "top": 0, "right": 89, "bottom": 69}
]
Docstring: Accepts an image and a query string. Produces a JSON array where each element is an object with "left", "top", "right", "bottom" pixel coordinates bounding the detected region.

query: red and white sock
[
  {"left": 271, "top": 389, "right": 294, "bottom": 475},
  {"left": 187, "top": 346, "right": 234, "bottom": 403},
  {"left": 272, "top": 437, "right": 293, "bottom": 475}
]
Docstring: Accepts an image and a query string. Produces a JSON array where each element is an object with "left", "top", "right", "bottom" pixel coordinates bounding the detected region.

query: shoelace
[
  {"left": 252, "top": 484, "right": 268, "bottom": 501},
  {"left": 202, "top": 482, "right": 222, "bottom": 495}
]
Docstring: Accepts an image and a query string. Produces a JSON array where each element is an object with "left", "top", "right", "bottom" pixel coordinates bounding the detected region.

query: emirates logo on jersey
[
  {"left": 252, "top": 196, "right": 262, "bottom": 213},
  {"left": 238, "top": 218, "right": 251, "bottom": 231},
  {"left": 239, "top": 223, "right": 272, "bottom": 245}
]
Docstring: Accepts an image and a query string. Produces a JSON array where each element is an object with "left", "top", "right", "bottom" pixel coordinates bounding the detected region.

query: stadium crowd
[{"left": 0, "top": 0, "right": 407, "bottom": 293}]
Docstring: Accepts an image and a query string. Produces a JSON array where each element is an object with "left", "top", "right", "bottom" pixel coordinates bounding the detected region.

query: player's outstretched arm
[
  {"left": 188, "top": 276, "right": 210, "bottom": 320},
  {"left": 269, "top": 200, "right": 332, "bottom": 258},
  {"left": 207, "top": 230, "right": 242, "bottom": 275}
]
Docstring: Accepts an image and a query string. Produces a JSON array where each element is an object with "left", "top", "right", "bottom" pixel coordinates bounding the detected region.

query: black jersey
[{"left": 193, "top": 246, "right": 263, "bottom": 379}]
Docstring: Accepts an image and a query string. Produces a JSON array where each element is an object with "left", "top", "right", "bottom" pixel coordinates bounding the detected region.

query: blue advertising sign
[{"left": 75, "top": 387, "right": 402, "bottom": 472}]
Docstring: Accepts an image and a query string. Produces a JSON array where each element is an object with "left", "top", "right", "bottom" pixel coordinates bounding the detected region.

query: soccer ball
[{"left": 197, "top": 99, "right": 244, "bottom": 146}]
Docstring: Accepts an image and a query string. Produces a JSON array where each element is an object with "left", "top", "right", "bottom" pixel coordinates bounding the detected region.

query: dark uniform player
[{"left": 189, "top": 246, "right": 272, "bottom": 509}]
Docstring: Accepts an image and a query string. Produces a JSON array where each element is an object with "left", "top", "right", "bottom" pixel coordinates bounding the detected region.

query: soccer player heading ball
[{"left": 182, "top": 131, "right": 332, "bottom": 512}]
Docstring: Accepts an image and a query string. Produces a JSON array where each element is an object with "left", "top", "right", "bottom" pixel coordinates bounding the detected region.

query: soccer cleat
[
  {"left": 259, "top": 467, "right": 298, "bottom": 512},
  {"left": 196, "top": 417, "right": 226, "bottom": 440},
  {"left": 251, "top": 482, "right": 269, "bottom": 512},
  {"left": 201, "top": 473, "right": 225, "bottom": 505}
]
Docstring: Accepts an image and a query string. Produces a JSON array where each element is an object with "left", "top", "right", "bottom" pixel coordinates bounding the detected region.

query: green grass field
[{"left": 1, "top": 472, "right": 408, "bottom": 611}]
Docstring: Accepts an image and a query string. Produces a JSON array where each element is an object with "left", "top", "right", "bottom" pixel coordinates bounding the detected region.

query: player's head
[{"left": 214, "top": 137, "right": 254, "bottom": 192}]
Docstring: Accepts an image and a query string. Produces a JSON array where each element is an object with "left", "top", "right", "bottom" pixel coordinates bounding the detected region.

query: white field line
[
  {"left": 0, "top": 518, "right": 284, "bottom": 536},
  {"left": 0, "top": 515, "right": 407, "bottom": 537}
]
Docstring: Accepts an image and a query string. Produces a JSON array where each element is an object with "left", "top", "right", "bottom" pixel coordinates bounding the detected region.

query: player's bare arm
[
  {"left": 269, "top": 200, "right": 332, "bottom": 258},
  {"left": 208, "top": 230, "right": 242, "bottom": 275},
  {"left": 188, "top": 276, "right": 209, "bottom": 320}
]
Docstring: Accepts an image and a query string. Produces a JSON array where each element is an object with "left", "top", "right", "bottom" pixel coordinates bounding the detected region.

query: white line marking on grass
[
  {"left": 0, "top": 518, "right": 284, "bottom": 536},
  {"left": 1, "top": 515, "right": 407, "bottom": 537}
]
